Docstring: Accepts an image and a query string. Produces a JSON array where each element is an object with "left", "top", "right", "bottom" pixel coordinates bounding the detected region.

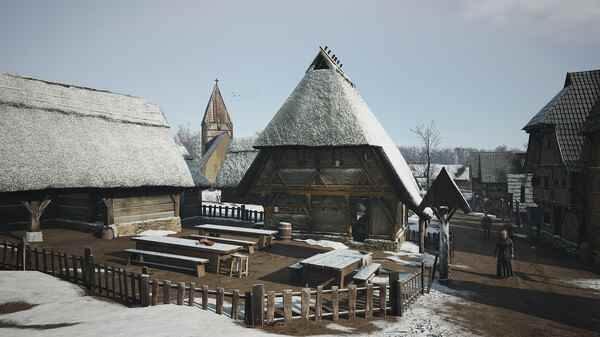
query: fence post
[
  {"left": 331, "top": 286, "right": 339, "bottom": 321},
  {"left": 283, "top": 289, "right": 293, "bottom": 322},
  {"left": 201, "top": 285, "right": 208, "bottom": 310},
  {"left": 379, "top": 285, "right": 387, "bottom": 318},
  {"left": 366, "top": 284, "right": 373, "bottom": 318},
  {"left": 162, "top": 280, "right": 171, "bottom": 304},
  {"left": 244, "top": 291, "right": 253, "bottom": 326},
  {"left": 42, "top": 249, "right": 48, "bottom": 273},
  {"left": 251, "top": 284, "right": 264, "bottom": 327},
  {"left": 188, "top": 282, "right": 195, "bottom": 306},
  {"left": 315, "top": 285, "right": 322, "bottom": 321},
  {"left": 216, "top": 287, "right": 224, "bottom": 314},
  {"left": 151, "top": 279, "right": 159, "bottom": 305},
  {"left": 232, "top": 289, "right": 240, "bottom": 320},
  {"left": 349, "top": 284, "right": 357, "bottom": 320},
  {"left": 301, "top": 287, "right": 310, "bottom": 320},
  {"left": 88, "top": 254, "right": 95, "bottom": 295},
  {"left": 398, "top": 279, "right": 404, "bottom": 316},
  {"left": 19, "top": 239, "right": 26, "bottom": 270},
  {"left": 141, "top": 274, "right": 150, "bottom": 307},
  {"left": 177, "top": 282, "right": 185, "bottom": 305},
  {"left": 421, "top": 261, "right": 425, "bottom": 295},
  {"left": 389, "top": 272, "right": 400, "bottom": 316},
  {"left": 266, "top": 291, "right": 275, "bottom": 324}
]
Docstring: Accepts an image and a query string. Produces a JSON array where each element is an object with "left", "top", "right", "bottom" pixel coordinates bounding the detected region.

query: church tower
[{"left": 201, "top": 79, "right": 233, "bottom": 154}]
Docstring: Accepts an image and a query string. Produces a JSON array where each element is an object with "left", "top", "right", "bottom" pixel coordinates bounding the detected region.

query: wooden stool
[{"left": 230, "top": 253, "right": 249, "bottom": 278}]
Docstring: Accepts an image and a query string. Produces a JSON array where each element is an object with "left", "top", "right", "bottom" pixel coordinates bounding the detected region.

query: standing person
[
  {"left": 481, "top": 212, "right": 492, "bottom": 240},
  {"left": 495, "top": 230, "right": 515, "bottom": 278}
]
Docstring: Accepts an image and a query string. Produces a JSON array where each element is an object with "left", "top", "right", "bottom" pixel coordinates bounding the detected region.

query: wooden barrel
[{"left": 278, "top": 222, "right": 292, "bottom": 241}]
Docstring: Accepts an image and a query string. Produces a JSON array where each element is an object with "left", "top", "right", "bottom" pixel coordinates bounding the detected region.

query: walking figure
[
  {"left": 495, "top": 229, "right": 514, "bottom": 278},
  {"left": 481, "top": 212, "right": 492, "bottom": 240}
]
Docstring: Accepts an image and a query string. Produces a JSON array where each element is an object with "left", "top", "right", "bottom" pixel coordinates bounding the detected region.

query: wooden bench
[
  {"left": 125, "top": 249, "right": 209, "bottom": 278},
  {"left": 185, "top": 234, "right": 258, "bottom": 254},
  {"left": 352, "top": 263, "right": 381, "bottom": 285}
]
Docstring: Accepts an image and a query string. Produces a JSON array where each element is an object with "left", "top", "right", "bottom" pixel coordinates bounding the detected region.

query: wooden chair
[{"left": 230, "top": 253, "right": 249, "bottom": 278}]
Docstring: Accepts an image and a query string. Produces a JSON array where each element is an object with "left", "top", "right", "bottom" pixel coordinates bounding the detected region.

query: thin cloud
[{"left": 459, "top": 0, "right": 600, "bottom": 41}]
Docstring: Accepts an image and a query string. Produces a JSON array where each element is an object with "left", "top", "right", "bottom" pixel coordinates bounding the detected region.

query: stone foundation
[{"left": 112, "top": 216, "right": 182, "bottom": 237}]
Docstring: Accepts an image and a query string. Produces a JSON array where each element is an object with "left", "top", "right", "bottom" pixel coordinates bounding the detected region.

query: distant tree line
[{"left": 398, "top": 145, "right": 524, "bottom": 165}]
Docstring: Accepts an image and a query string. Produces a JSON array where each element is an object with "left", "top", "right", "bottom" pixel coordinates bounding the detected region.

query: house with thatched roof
[
  {"left": 234, "top": 47, "right": 423, "bottom": 249},
  {"left": 523, "top": 69, "right": 600, "bottom": 251},
  {"left": 0, "top": 73, "right": 194, "bottom": 241}
]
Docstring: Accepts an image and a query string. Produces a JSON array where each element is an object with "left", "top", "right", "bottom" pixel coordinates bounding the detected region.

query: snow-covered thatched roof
[
  {"left": 0, "top": 73, "right": 195, "bottom": 193},
  {"left": 254, "top": 48, "right": 422, "bottom": 209},
  {"left": 216, "top": 137, "right": 259, "bottom": 188}
]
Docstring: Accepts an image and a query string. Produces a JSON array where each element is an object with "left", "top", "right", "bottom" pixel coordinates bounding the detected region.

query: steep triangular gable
[
  {"left": 202, "top": 81, "right": 233, "bottom": 128},
  {"left": 419, "top": 167, "right": 471, "bottom": 213}
]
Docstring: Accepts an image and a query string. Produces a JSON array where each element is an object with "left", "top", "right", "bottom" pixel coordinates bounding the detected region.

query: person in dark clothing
[
  {"left": 481, "top": 212, "right": 492, "bottom": 240},
  {"left": 495, "top": 230, "right": 515, "bottom": 278}
]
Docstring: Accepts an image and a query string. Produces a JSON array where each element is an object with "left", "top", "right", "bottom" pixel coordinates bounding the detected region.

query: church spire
[{"left": 201, "top": 79, "right": 233, "bottom": 154}]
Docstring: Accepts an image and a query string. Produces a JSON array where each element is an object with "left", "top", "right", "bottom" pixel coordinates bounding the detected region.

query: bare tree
[
  {"left": 411, "top": 121, "right": 441, "bottom": 189},
  {"left": 174, "top": 124, "right": 202, "bottom": 159}
]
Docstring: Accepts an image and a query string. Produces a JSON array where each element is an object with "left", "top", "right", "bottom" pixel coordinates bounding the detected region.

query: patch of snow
[
  {"left": 295, "top": 239, "right": 348, "bottom": 250},
  {"left": 399, "top": 241, "right": 420, "bottom": 254},
  {"left": 470, "top": 212, "right": 497, "bottom": 219},
  {"left": 561, "top": 278, "right": 600, "bottom": 292},
  {"left": 137, "top": 230, "right": 176, "bottom": 236}
]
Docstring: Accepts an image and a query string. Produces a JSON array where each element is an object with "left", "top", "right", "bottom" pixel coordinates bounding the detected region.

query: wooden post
[
  {"left": 283, "top": 289, "right": 293, "bottom": 321},
  {"left": 201, "top": 285, "right": 208, "bottom": 310},
  {"left": 366, "top": 284, "right": 373, "bottom": 318},
  {"left": 301, "top": 287, "right": 310, "bottom": 320},
  {"left": 244, "top": 291, "right": 252, "bottom": 326},
  {"left": 162, "top": 280, "right": 171, "bottom": 304},
  {"left": 251, "top": 285, "right": 264, "bottom": 327},
  {"left": 42, "top": 249, "right": 48, "bottom": 272},
  {"left": 110, "top": 266, "right": 116, "bottom": 299},
  {"left": 438, "top": 208, "right": 450, "bottom": 280},
  {"left": 419, "top": 217, "right": 426, "bottom": 253},
  {"left": 88, "top": 256, "right": 96, "bottom": 293},
  {"left": 315, "top": 285, "right": 323, "bottom": 321},
  {"left": 331, "top": 286, "right": 339, "bottom": 321},
  {"left": 50, "top": 250, "right": 56, "bottom": 275},
  {"left": 217, "top": 287, "right": 225, "bottom": 314},
  {"left": 71, "top": 255, "right": 78, "bottom": 283},
  {"left": 187, "top": 282, "right": 195, "bottom": 306},
  {"left": 104, "top": 264, "right": 110, "bottom": 295},
  {"left": 389, "top": 272, "right": 400, "bottom": 316},
  {"left": 232, "top": 289, "right": 240, "bottom": 320},
  {"left": 266, "top": 291, "right": 275, "bottom": 323},
  {"left": 141, "top": 275, "right": 150, "bottom": 307},
  {"left": 177, "top": 282, "right": 185, "bottom": 305},
  {"left": 379, "top": 285, "right": 387, "bottom": 318},
  {"left": 348, "top": 284, "right": 357, "bottom": 320},
  {"left": 398, "top": 279, "right": 404, "bottom": 317},
  {"left": 151, "top": 279, "right": 159, "bottom": 305},
  {"left": 58, "top": 251, "right": 64, "bottom": 278},
  {"left": 118, "top": 269, "right": 124, "bottom": 302},
  {"left": 83, "top": 248, "right": 91, "bottom": 286}
]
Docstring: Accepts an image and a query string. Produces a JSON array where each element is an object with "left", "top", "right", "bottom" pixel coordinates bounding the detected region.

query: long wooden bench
[
  {"left": 352, "top": 263, "right": 381, "bottom": 285},
  {"left": 125, "top": 249, "right": 209, "bottom": 277},
  {"left": 185, "top": 234, "right": 258, "bottom": 254}
]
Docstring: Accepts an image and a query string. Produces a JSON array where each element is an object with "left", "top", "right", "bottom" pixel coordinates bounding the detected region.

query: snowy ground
[
  {"left": 201, "top": 189, "right": 264, "bottom": 212},
  {"left": 0, "top": 271, "right": 483, "bottom": 337},
  {"left": 137, "top": 230, "right": 177, "bottom": 236},
  {"left": 294, "top": 239, "right": 348, "bottom": 250}
]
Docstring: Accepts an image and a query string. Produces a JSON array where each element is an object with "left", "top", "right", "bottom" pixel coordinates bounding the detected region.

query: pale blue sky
[{"left": 1, "top": 1, "right": 599, "bottom": 149}]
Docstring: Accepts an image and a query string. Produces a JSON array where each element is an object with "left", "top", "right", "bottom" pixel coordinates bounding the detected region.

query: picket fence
[
  {"left": 201, "top": 204, "right": 264, "bottom": 223},
  {"left": 0, "top": 240, "right": 429, "bottom": 327}
]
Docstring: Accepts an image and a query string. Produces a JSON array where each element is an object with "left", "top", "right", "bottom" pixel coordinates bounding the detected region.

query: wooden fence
[
  {"left": 201, "top": 204, "right": 264, "bottom": 223},
  {"left": 0, "top": 240, "right": 428, "bottom": 327}
]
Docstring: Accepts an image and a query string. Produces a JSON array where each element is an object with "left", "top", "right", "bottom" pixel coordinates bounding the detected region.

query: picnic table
[
  {"left": 300, "top": 249, "right": 372, "bottom": 288},
  {"left": 194, "top": 224, "right": 278, "bottom": 248},
  {"left": 130, "top": 236, "right": 242, "bottom": 272}
]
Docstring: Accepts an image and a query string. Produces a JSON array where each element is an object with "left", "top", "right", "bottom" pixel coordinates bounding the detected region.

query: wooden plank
[
  {"left": 266, "top": 291, "right": 275, "bottom": 323},
  {"left": 188, "top": 282, "right": 195, "bottom": 306},
  {"left": 216, "top": 287, "right": 225, "bottom": 315},
  {"left": 114, "top": 211, "right": 175, "bottom": 224},
  {"left": 332, "top": 286, "right": 339, "bottom": 321},
  {"left": 177, "top": 282, "right": 185, "bottom": 305},
  {"left": 283, "top": 289, "right": 293, "bottom": 321},
  {"left": 365, "top": 284, "right": 373, "bottom": 318},
  {"left": 151, "top": 279, "right": 159, "bottom": 305},
  {"left": 231, "top": 289, "right": 240, "bottom": 320},
  {"left": 141, "top": 275, "right": 150, "bottom": 307},
  {"left": 202, "top": 285, "right": 208, "bottom": 310},
  {"left": 113, "top": 203, "right": 175, "bottom": 217},
  {"left": 348, "top": 284, "right": 357, "bottom": 320},
  {"left": 301, "top": 288, "right": 310, "bottom": 320},
  {"left": 379, "top": 285, "right": 387, "bottom": 318},
  {"left": 162, "top": 280, "right": 171, "bottom": 304},
  {"left": 315, "top": 285, "right": 322, "bottom": 321}
]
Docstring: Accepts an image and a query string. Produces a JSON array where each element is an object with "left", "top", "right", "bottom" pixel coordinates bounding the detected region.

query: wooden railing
[
  {"left": 1, "top": 240, "right": 429, "bottom": 327},
  {"left": 201, "top": 204, "right": 264, "bottom": 223}
]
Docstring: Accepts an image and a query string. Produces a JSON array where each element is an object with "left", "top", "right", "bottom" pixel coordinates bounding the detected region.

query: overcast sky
[{"left": 2, "top": 1, "right": 599, "bottom": 149}]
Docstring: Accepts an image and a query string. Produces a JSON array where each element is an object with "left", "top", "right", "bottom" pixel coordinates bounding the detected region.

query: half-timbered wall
[{"left": 247, "top": 146, "right": 405, "bottom": 241}]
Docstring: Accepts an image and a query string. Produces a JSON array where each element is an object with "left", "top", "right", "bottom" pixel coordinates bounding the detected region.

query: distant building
[
  {"left": 201, "top": 80, "right": 233, "bottom": 155},
  {"left": 408, "top": 164, "right": 471, "bottom": 195},
  {"left": 0, "top": 73, "right": 194, "bottom": 240},
  {"left": 468, "top": 151, "right": 518, "bottom": 212},
  {"left": 523, "top": 69, "right": 600, "bottom": 252}
]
